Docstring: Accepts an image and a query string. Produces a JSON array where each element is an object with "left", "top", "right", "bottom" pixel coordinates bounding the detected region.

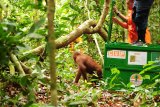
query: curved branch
[
  {"left": 22, "top": 44, "right": 46, "bottom": 56},
  {"left": 55, "top": 19, "right": 105, "bottom": 49},
  {"left": 93, "top": 0, "right": 110, "bottom": 32},
  {"left": 98, "top": 28, "right": 108, "bottom": 41},
  {"left": 22, "top": 0, "right": 111, "bottom": 57},
  {"left": 20, "top": 62, "right": 32, "bottom": 74},
  {"left": 9, "top": 53, "right": 25, "bottom": 75},
  {"left": 22, "top": 20, "right": 108, "bottom": 57}
]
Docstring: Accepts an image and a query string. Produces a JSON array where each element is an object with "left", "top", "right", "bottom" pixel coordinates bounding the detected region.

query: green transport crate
[{"left": 103, "top": 42, "right": 160, "bottom": 89}]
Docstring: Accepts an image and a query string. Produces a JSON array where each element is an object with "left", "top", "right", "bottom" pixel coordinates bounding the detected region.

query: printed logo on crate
[
  {"left": 107, "top": 50, "right": 126, "bottom": 59},
  {"left": 130, "top": 74, "right": 143, "bottom": 86}
]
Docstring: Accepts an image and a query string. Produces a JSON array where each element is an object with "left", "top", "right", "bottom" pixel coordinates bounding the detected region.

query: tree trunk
[{"left": 47, "top": 0, "right": 57, "bottom": 106}]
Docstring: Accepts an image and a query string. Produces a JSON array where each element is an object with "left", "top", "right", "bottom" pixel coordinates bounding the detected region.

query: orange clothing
[
  {"left": 127, "top": 10, "right": 138, "bottom": 43},
  {"left": 121, "top": 10, "right": 151, "bottom": 44},
  {"left": 145, "top": 28, "right": 151, "bottom": 44}
]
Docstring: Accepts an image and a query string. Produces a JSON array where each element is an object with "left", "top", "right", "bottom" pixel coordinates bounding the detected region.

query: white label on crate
[
  {"left": 107, "top": 50, "right": 126, "bottom": 59},
  {"left": 128, "top": 51, "right": 147, "bottom": 65}
]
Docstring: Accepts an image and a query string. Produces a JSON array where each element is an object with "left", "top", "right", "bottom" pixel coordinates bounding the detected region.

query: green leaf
[
  {"left": 69, "top": 3, "right": 81, "bottom": 13},
  {"left": 111, "top": 68, "right": 120, "bottom": 74},
  {"left": 27, "top": 33, "right": 44, "bottom": 39},
  {"left": 20, "top": 76, "right": 30, "bottom": 86},
  {"left": 143, "top": 75, "right": 150, "bottom": 80},
  {"left": 29, "top": 17, "right": 45, "bottom": 33},
  {"left": 2, "top": 21, "right": 17, "bottom": 32},
  {"left": 69, "top": 100, "right": 88, "bottom": 106},
  {"left": 140, "top": 65, "right": 157, "bottom": 74},
  {"left": 61, "top": 17, "right": 70, "bottom": 20}
]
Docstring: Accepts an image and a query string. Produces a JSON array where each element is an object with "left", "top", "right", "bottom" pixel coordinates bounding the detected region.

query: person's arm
[
  {"left": 112, "top": 17, "right": 128, "bottom": 29},
  {"left": 113, "top": 7, "right": 128, "bottom": 22}
]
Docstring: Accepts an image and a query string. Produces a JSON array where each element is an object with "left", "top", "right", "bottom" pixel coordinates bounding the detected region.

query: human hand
[
  {"left": 112, "top": 17, "right": 118, "bottom": 22},
  {"left": 113, "top": 6, "right": 118, "bottom": 14}
]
